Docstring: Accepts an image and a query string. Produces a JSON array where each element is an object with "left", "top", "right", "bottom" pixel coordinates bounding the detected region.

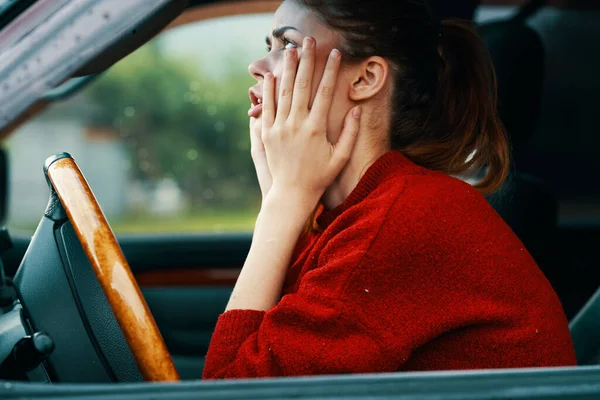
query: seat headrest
[
  {"left": 477, "top": 20, "right": 545, "bottom": 149},
  {"left": 427, "top": 0, "right": 479, "bottom": 21}
]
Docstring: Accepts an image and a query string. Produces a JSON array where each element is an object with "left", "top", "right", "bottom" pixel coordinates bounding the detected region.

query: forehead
[{"left": 271, "top": 1, "right": 338, "bottom": 45}]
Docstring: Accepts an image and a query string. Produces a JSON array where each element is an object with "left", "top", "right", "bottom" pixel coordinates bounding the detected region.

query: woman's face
[{"left": 248, "top": 1, "right": 355, "bottom": 143}]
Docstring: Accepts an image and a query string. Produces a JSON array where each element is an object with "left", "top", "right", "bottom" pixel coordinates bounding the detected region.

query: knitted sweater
[{"left": 203, "top": 150, "right": 576, "bottom": 379}]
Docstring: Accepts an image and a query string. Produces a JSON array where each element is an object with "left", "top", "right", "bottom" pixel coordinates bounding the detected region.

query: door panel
[
  {"left": 118, "top": 234, "right": 252, "bottom": 272},
  {"left": 142, "top": 287, "right": 232, "bottom": 357},
  {"left": 143, "top": 287, "right": 234, "bottom": 380},
  {"left": 3, "top": 233, "right": 250, "bottom": 381},
  {"left": 122, "top": 234, "right": 249, "bottom": 380},
  {"left": 136, "top": 268, "right": 240, "bottom": 287}
]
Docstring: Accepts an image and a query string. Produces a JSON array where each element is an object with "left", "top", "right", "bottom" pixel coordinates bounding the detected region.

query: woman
[{"left": 203, "top": 0, "right": 576, "bottom": 379}]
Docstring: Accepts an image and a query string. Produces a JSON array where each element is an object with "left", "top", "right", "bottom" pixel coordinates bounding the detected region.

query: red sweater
[{"left": 203, "top": 150, "right": 576, "bottom": 379}]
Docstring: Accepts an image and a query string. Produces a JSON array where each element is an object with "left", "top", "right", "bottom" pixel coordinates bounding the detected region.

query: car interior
[{"left": 0, "top": 0, "right": 598, "bottom": 398}]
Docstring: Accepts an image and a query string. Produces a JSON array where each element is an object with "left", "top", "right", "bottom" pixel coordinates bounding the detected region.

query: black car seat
[
  {"left": 476, "top": 2, "right": 565, "bottom": 290},
  {"left": 477, "top": 0, "right": 546, "bottom": 158},
  {"left": 569, "top": 285, "right": 600, "bottom": 365}
]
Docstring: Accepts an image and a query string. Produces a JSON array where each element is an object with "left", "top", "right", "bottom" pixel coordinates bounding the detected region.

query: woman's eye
[
  {"left": 265, "top": 38, "right": 296, "bottom": 53},
  {"left": 283, "top": 39, "right": 297, "bottom": 50}
]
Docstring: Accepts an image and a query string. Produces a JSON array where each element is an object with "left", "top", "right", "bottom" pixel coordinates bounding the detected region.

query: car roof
[{"left": 1, "top": 0, "right": 597, "bottom": 138}]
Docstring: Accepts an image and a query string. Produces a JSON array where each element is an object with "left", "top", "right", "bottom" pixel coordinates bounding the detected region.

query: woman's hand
[
  {"left": 261, "top": 37, "right": 362, "bottom": 209},
  {"left": 227, "top": 39, "right": 361, "bottom": 313},
  {"left": 249, "top": 116, "right": 272, "bottom": 199}
]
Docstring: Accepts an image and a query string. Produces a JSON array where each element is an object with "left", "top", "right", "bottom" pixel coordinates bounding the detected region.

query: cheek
[
  {"left": 308, "top": 58, "right": 328, "bottom": 108},
  {"left": 326, "top": 90, "right": 352, "bottom": 144}
]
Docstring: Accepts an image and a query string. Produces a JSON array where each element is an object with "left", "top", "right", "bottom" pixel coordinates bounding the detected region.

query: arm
[
  {"left": 203, "top": 191, "right": 409, "bottom": 380},
  {"left": 205, "top": 39, "right": 364, "bottom": 378},
  {"left": 202, "top": 243, "right": 400, "bottom": 379},
  {"left": 225, "top": 189, "right": 314, "bottom": 311},
  {"left": 202, "top": 185, "right": 466, "bottom": 379},
  {"left": 202, "top": 192, "right": 449, "bottom": 379}
]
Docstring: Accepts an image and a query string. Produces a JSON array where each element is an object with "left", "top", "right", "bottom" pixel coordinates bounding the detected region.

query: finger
[
  {"left": 310, "top": 48, "right": 341, "bottom": 123},
  {"left": 290, "top": 37, "right": 316, "bottom": 114},
  {"left": 262, "top": 72, "right": 276, "bottom": 130},
  {"left": 332, "top": 106, "right": 361, "bottom": 168},
  {"left": 249, "top": 117, "right": 263, "bottom": 152},
  {"left": 276, "top": 48, "right": 298, "bottom": 120}
]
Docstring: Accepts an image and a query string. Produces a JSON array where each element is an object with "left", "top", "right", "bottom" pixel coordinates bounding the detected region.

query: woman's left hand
[{"left": 261, "top": 37, "right": 362, "bottom": 209}]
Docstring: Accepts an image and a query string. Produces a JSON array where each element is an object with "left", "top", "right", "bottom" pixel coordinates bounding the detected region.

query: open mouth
[{"left": 248, "top": 88, "right": 263, "bottom": 118}]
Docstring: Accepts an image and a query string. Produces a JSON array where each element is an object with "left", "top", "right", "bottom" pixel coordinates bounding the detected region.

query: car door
[
  {"left": 125, "top": 234, "right": 247, "bottom": 379},
  {"left": 1, "top": 2, "right": 280, "bottom": 380}
]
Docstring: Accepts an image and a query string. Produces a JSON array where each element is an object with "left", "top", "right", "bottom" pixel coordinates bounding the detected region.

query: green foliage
[{"left": 84, "top": 41, "right": 260, "bottom": 211}]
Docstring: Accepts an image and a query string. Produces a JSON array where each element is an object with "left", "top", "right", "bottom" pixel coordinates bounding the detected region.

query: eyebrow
[{"left": 265, "top": 26, "right": 302, "bottom": 45}]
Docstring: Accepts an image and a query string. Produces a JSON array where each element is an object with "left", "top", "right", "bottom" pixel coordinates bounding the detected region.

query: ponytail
[
  {"left": 294, "top": 0, "right": 512, "bottom": 236},
  {"left": 403, "top": 20, "right": 510, "bottom": 194}
]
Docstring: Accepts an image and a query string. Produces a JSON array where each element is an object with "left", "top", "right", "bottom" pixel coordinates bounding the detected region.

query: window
[
  {"left": 6, "top": 13, "right": 274, "bottom": 235},
  {"left": 474, "top": 6, "right": 517, "bottom": 23}
]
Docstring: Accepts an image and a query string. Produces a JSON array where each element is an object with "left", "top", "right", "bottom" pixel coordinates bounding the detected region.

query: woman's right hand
[{"left": 250, "top": 116, "right": 272, "bottom": 199}]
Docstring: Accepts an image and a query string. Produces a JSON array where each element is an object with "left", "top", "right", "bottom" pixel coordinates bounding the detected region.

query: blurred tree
[{"left": 83, "top": 41, "right": 260, "bottom": 210}]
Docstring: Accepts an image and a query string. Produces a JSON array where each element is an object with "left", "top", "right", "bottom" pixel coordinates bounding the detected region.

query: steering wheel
[{"left": 12, "top": 153, "right": 179, "bottom": 382}]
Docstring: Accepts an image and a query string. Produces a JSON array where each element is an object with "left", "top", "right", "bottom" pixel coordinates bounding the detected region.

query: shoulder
[
  {"left": 347, "top": 169, "right": 522, "bottom": 277},
  {"left": 315, "top": 172, "right": 410, "bottom": 262},
  {"left": 360, "top": 168, "right": 502, "bottom": 243},
  {"left": 385, "top": 169, "right": 505, "bottom": 236},
  {"left": 321, "top": 168, "right": 500, "bottom": 253}
]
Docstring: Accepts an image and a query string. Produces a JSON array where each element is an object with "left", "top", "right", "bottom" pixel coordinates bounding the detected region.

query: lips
[{"left": 248, "top": 88, "right": 263, "bottom": 118}]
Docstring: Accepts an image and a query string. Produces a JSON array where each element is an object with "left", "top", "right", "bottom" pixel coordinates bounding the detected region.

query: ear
[{"left": 348, "top": 56, "right": 390, "bottom": 101}]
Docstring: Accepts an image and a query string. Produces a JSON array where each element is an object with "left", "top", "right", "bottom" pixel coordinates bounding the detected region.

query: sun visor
[
  {"left": 0, "top": 0, "right": 188, "bottom": 132},
  {"left": 73, "top": 0, "right": 189, "bottom": 76}
]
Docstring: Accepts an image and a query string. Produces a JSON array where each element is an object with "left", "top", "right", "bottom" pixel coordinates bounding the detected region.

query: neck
[{"left": 322, "top": 128, "right": 389, "bottom": 210}]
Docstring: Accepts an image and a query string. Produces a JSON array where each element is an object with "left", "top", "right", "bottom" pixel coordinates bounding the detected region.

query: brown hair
[{"left": 293, "top": 0, "right": 510, "bottom": 195}]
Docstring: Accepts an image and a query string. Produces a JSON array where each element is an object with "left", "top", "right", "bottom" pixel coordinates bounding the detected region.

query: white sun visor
[{"left": 0, "top": 0, "right": 172, "bottom": 131}]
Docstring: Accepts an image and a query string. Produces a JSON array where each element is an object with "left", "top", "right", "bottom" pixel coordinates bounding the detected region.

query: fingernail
[
  {"left": 353, "top": 106, "right": 362, "bottom": 118},
  {"left": 330, "top": 49, "right": 340, "bottom": 60},
  {"left": 265, "top": 72, "right": 273, "bottom": 81},
  {"left": 304, "top": 37, "right": 314, "bottom": 48},
  {"left": 286, "top": 48, "right": 296, "bottom": 59}
]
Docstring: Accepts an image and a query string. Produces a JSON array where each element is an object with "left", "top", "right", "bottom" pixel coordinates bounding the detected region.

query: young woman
[{"left": 202, "top": 0, "right": 576, "bottom": 379}]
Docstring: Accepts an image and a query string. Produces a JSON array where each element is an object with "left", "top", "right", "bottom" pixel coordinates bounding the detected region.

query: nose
[{"left": 248, "top": 56, "right": 269, "bottom": 82}]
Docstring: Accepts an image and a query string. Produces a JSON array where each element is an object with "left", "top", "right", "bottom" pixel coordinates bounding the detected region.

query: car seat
[
  {"left": 570, "top": 285, "right": 600, "bottom": 365},
  {"left": 476, "top": 2, "right": 566, "bottom": 294},
  {"left": 428, "top": 0, "right": 569, "bottom": 312}
]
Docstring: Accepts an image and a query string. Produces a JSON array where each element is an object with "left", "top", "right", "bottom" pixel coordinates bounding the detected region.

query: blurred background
[{"left": 6, "top": 14, "right": 274, "bottom": 234}]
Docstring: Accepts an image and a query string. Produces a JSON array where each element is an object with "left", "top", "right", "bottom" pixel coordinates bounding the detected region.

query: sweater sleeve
[
  {"left": 203, "top": 174, "right": 578, "bottom": 378},
  {"left": 201, "top": 216, "right": 405, "bottom": 380},
  {"left": 201, "top": 284, "right": 398, "bottom": 379},
  {"left": 201, "top": 183, "right": 474, "bottom": 380}
]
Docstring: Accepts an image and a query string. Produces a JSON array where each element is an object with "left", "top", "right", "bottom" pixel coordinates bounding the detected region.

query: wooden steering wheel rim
[{"left": 45, "top": 153, "right": 180, "bottom": 382}]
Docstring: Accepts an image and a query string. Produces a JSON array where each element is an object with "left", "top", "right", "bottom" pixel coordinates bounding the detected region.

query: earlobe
[{"left": 348, "top": 56, "right": 389, "bottom": 101}]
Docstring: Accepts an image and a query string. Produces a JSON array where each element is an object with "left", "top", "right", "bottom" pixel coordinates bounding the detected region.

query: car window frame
[{"left": 1, "top": 365, "right": 599, "bottom": 399}]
